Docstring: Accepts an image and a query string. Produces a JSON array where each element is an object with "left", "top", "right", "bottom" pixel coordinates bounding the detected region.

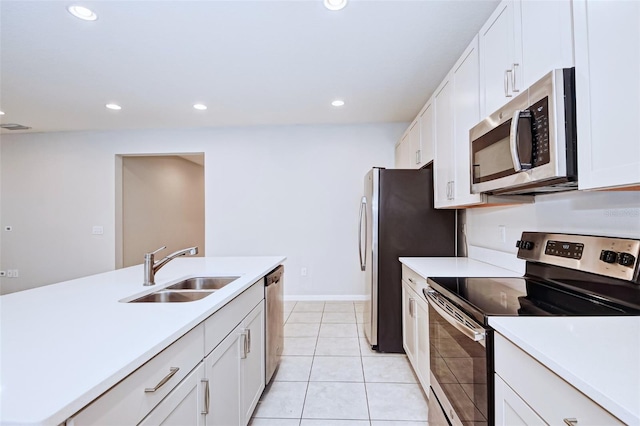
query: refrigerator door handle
[{"left": 358, "top": 196, "right": 367, "bottom": 271}]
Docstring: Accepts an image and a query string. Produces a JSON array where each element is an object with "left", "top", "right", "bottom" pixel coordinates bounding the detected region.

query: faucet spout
[{"left": 143, "top": 246, "right": 199, "bottom": 286}]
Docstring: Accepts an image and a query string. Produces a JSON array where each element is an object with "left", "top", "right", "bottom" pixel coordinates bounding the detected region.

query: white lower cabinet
[
  {"left": 205, "top": 302, "right": 265, "bottom": 426},
  {"left": 139, "top": 363, "right": 206, "bottom": 426},
  {"left": 494, "top": 333, "right": 624, "bottom": 425},
  {"left": 401, "top": 265, "right": 430, "bottom": 393},
  {"left": 67, "top": 279, "right": 268, "bottom": 426}
]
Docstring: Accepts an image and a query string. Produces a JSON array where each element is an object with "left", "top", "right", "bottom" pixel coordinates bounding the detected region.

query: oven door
[{"left": 424, "top": 287, "right": 491, "bottom": 426}]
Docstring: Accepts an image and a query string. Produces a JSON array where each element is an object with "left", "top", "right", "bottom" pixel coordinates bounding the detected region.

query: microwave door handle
[{"left": 509, "top": 111, "right": 524, "bottom": 172}]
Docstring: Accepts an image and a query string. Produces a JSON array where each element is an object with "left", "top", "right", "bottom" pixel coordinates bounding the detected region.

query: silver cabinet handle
[
  {"left": 416, "top": 150, "right": 422, "bottom": 165},
  {"left": 563, "top": 419, "right": 578, "bottom": 426},
  {"left": 241, "top": 331, "right": 248, "bottom": 359},
  {"left": 246, "top": 328, "right": 251, "bottom": 354},
  {"left": 201, "top": 378, "right": 210, "bottom": 414},
  {"left": 144, "top": 367, "right": 179, "bottom": 393},
  {"left": 505, "top": 69, "right": 513, "bottom": 97},
  {"left": 408, "top": 297, "right": 414, "bottom": 317},
  {"left": 511, "top": 63, "right": 519, "bottom": 93},
  {"left": 408, "top": 277, "right": 415, "bottom": 284}
]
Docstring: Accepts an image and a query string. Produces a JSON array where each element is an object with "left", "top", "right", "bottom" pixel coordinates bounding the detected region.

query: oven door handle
[
  {"left": 509, "top": 110, "right": 533, "bottom": 172},
  {"left": 424, "top": 288, "right": 486, "bottom": 344}
]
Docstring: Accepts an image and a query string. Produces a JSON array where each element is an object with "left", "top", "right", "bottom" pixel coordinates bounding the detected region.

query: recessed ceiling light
[
  {"left": 324, "top": 0, "right": 348, "bottom": 11},
  {"left": 105, "top": 103, "right": 121, "bottom": 110},
  {"left": 67, "top": 5, "right": 98, "bottom": 21},
  {"left": 193, "top": 104, "right": 208, "bottom": 111},
  {"left": 331, "top": 100, "right": 345, "bottom": 107}
]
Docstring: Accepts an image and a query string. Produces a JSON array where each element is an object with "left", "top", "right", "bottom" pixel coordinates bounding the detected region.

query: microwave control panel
[{"left": 529, "top": 97, "right": 550, "bottom": 167}]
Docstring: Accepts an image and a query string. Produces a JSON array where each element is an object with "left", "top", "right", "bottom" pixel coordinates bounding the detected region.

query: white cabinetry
[
  {"left": 418, "top": 101, "right": 435, "bottom": 166},
  {"left": 480, "top": 0, "right": 573, "bottom": 117},
  {"left": 494, "top": 333, "right": 624, "bottom": 425},
  {"left": 401, "top": 265, "right": 429, "bottom": 392},
  {"left": 204, "top": 301, "right": 265, "bottom": 426},
  {"left": 434, "top": 36, "right": 485, "bottom": 208},
  {"left": 69, "top": 324, "right": 204, "bottom": 426},
  {"left": 395, "top": 132, "right": 411, "bottom": 169},
  {"left": 574, "top": 0, "right": 640, "bottom": 190},
  {"left": 68, "top": 278, "right": 268, "bottom": 426},
  {"left": 139, "top": 363, "right": 206, "bottom": 426}
]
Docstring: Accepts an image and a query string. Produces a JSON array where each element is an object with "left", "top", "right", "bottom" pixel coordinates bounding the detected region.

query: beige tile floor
[{"left": 250, "top": 301, "right": 430, "bottom": 426}]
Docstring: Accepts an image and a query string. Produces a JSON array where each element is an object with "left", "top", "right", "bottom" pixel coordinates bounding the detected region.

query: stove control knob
[
  {"left": 617, "top": 252, "right": 636, "bottom": 268},
  {"left": 517, "top": 240, "right": 534, "bottom": 250},
  {"left": 600, "top": 250, "right": 618, "bottom": 264}
]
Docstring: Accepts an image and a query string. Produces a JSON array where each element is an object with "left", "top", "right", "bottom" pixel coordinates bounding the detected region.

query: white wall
[
  {"left": 465, "top": 190, "right": 640, "bottom": 254},
  {"left": 0, "top": 124, "right": 401, "bottom": 295}
]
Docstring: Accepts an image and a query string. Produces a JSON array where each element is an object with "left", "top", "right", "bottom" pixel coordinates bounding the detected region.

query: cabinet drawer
[
  {"left": 204, "top": 279, "right": 264, "bottom": 356},
  {"left": 70, "top": 324, "right": 204, "bottom": 425},
  {"left": 494, "top": 333, "right": 623, "bottom": 425},
  {"left": 401, "top": 264, "right": 427, "bottom": 294}
]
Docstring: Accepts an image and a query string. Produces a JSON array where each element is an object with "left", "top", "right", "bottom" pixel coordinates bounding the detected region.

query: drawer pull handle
[
  {"left": 144, "top": 367, "right": 179, "bottom": 393},
  {"left": 563, "top": 419, "right": 578, "bottom": 426},
  {"left": 201, "top": 378, "right": 210, "bottom": 414},
  {"left": 408, "top": 277, "right": 415, "bottom": 284}
]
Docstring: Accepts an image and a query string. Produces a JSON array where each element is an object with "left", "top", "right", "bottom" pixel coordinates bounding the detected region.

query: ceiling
[{"left": 0, "top": 0, "right": 499, "bottom": 134}]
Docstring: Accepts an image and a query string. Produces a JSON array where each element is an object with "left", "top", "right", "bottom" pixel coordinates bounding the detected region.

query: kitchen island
[{"left": 0, "top": 256, "right": 285, "bottom": 426}]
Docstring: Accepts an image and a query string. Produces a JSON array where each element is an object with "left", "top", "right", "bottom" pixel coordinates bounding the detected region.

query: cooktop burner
[{"left": 427, "top": 232, "right": 640, "bottom": 325}]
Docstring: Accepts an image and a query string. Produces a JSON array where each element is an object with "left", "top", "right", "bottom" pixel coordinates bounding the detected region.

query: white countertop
[
  {"left": 0, "top": 256, "right": 285, "bottom": 426},
  {"left": 490, "top": 317, "right": 640, "bottom": 425},
  {"left": 399, "top": 256, "right": 520, "bottom": 278}
]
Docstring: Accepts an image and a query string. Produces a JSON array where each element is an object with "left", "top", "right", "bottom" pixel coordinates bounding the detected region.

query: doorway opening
[{"left": 115, "top": 154, "right": 205, "bottom": 269}]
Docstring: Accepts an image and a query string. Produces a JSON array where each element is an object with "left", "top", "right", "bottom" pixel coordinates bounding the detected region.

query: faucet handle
[{"left": 145, "top": 246, "right": 167, "bottom": 258}]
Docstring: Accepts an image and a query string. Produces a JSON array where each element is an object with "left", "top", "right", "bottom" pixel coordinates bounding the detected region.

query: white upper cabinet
[
  {"left": 434, "top": 36, "right": 484, "bottom": 208},
  {"left": 418, "top": 101, "right": 435, "bottom": 166},
  {"left": 480, "top": 0, "right": 574, "bottom": 117},
  {"left": 574, "top": 0, "right": 640, "bottom": 190},
  {"left": 479, "top": 1, "right": 520, "bottom": 117},
  {"left": 394, "top": 132, "right": 411, "bottom": 168},
  {"left": 408, "top": 119, "right": 425, "bottom": 168}
]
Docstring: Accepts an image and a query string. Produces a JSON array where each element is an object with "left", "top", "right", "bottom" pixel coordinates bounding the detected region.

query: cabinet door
[
  {"left": 139, "top": 364, "right": 206, "bottom": 426},
  {"left": 494, "top": 374, "right": 545, "bottom": 426},
  {"left": 452, "top": 35, "right": 485, "bottom": 207},
  {"left": 205, "top": 324, "right": 242, "bottom": 426},
  {"left": 520, "top": 0, "right": 573, "bottom": 88},
  {"left": 408, "top": 120, "right": 422, "bottom": 169},
  {"left": 574, "top": 0, "right": 640, "bottom": 190},
  {"left": 433, "top": 77, "right": 455, "bottom": 208},
  {"left": 395, "top": 134, "right": 411, "bottom": 168},
  {"left": 401, "top": 282, "right": 416, "bottom": 364},
  {"left": 240, "top": 302, "right": 265, "bottom": 425},
  {"left": 418, "top": 102, "right": 434, "bottom": 166},
  {"left": 479, "top": 0, "right": 520, "bottom": 117},
  {"left": 414, "top": 295, "right": 430, "bottom": 391}
]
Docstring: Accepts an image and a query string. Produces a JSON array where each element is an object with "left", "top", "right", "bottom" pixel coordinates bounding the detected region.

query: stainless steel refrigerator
[{"left": 358, "top": 167, "right": 456, "bottom": 353}]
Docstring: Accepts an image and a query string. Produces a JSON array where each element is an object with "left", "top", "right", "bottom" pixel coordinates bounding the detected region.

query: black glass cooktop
[{"left": 428, "top": 267, "right": 640, "bottom": 326}]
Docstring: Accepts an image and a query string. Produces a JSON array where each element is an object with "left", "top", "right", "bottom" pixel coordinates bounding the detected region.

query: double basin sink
[{"left": 129, "top": 276, "right": 240, "bottom": 303}]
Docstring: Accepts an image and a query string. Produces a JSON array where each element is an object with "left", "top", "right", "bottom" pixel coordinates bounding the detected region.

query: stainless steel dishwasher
[{"left": 265, "top": 265, "right": 284, "bottom": 384}]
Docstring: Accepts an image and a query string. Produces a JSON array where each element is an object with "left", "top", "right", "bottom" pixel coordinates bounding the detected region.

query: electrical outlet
[
  {"left": 92, "top": 226, "right": 104, "bottom": 235},
  {"left": 13, "top": 269, "right": 19, "bottom": 278},
  {"left": 301, "top": 267, "right": 308, "bottom": 277},
  {"left": 7, "top": 270, "right": 14, "bottom": 278},
  {"left": 498, "top": 225, "right": 506, "bottom": 243}
]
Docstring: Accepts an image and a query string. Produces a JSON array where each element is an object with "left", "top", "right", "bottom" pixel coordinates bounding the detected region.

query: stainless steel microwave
[{"left": 470, "top": 68, "right": 577, "bottom": 195}]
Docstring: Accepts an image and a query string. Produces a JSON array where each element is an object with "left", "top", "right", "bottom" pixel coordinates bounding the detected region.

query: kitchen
[{"left": 1, "top": 0, "right": 639, "bottom": 425}]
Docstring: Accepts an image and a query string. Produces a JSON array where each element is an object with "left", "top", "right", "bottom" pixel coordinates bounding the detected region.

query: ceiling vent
[{"left": 0, "top": 123, "right": 32, "bottom": 130}]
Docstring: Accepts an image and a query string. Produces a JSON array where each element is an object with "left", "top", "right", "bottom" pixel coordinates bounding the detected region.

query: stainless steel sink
[
  {"left": 167, "top": 276, "right": 240, "bottom": 291},
  {"left": 129, "top": 290, "right": 214, "bottom": 303}
]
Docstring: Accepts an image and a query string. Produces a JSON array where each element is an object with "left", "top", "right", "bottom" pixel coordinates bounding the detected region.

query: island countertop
[{"left": 0, "top": 256, "right": 285, "bottom": 426}]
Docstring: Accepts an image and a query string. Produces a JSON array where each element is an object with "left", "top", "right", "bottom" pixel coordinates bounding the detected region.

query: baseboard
[{"left": 284, "top": 294, "right": 367, "bottom": 302}]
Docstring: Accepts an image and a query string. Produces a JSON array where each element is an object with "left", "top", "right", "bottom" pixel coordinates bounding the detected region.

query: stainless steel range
[{"left": 425, "top": 232, "right": 640, "bottom": 426}]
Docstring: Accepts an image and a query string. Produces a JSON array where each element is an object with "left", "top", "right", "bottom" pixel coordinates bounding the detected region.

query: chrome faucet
[{"left": 143, "top": 246, "right": 199, "bottom": 286}]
